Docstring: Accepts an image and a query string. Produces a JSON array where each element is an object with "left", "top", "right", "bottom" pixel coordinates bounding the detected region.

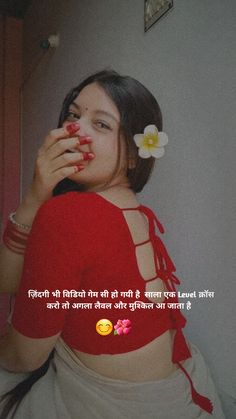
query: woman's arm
[
  {"left": 0, "top": 323, "right": 60, "bottom": 372},
  {"left": 0, "top": 122, "right": 86, "bottom": 294},
  {"left": 0, "top": 195, "right": 85, "bottom": 373},
  {"left": 0, "top": 193, "right": 42, "bottom": 294}
]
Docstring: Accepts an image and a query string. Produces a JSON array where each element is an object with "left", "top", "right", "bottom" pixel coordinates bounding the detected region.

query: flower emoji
[
  {"left": 114, "top": 319, "right": 132, "bottom": 336},
  {"left": 133, "top": 124, "right": 168, "bottom": 159}
]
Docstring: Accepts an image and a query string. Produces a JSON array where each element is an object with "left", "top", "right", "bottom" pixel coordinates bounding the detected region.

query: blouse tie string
[{"left": 138, "top": 205, "right": 213, "bottom": 414}]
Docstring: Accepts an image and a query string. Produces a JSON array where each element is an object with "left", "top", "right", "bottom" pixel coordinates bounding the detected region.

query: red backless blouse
[{"left": 11, "top": 191, "right": 213, "bottom": 414}]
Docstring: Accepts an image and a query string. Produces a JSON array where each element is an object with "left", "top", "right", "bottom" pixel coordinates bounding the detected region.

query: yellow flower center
[{"left": 143, "top": 132, "right": 158, "bottom": 148}]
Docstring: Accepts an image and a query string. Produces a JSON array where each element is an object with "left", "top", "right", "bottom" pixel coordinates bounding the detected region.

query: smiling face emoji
[{"left": 96, "top": 319, "right": 113, "bottom": 336}]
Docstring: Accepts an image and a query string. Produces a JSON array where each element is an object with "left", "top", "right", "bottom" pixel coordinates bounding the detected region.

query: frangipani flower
[
  {"left": 114, "top": 319, "right": 132, "bottom": 335},
  {"left": 134, "top": 125, "right": 168, "bottom": 159}
]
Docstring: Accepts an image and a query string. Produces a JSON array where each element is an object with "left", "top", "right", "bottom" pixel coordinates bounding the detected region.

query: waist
[
  {"left": 62, "top": 306, "right": 174, "bottom": 355},
  {"left": 69, "top": 329, "right": 177, "bottom": 381}
]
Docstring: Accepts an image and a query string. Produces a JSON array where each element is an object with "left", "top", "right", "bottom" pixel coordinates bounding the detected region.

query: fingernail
[
  {"left": 66, "top": 122, "right": 80, "bottom": 136},
  {"left": 79, "top": 137, "right": 92, "bottom": 145},
  {"left": 74, "top": 164, "right": 85, "bottom": 173},
  {"left": 83, "top": 152, "right": 94, "bottom": 161}
]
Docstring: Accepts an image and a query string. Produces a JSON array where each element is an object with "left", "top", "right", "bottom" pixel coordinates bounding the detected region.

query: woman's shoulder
[
  {"left": 35, "top": 191, "right": 113, "bottom": 220},
  {"left": 29, "top": 192, "right": 111, "bottom": 243}
]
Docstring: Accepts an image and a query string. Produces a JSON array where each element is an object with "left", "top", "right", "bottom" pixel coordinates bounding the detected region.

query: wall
[
  {"left": 0, "top": 16, "right": 22, "bottom": 234},
  {"left": 0, "top": 16, "right": 22, "bottom": 336},
  {"left": 22, "top": 0, "right": 236, "bottom": 415}
]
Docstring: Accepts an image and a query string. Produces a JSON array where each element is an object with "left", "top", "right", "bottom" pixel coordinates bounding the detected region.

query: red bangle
[{"left": 2, "top": 219, "right": 30, "bottom": 255}]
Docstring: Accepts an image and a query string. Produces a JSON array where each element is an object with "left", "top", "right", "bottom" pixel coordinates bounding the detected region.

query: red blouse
[{"left": 11, "top": 191, "right": 213, "bottom": 414}]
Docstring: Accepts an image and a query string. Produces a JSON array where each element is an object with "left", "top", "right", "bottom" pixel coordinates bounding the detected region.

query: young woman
[{"left": 0, "top": 70, "right": 225, "bottom": 418}]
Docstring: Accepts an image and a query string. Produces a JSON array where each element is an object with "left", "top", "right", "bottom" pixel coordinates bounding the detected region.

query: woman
[{"left": 0, "top": 70, "right": 225, "bottom": 418}]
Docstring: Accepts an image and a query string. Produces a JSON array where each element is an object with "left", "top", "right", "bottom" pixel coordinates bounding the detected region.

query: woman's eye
[
  {"left": 95, "top": 121, "right": 110, "bottom": 130},
  {"left": 65, "top": 112, "right": 80, "bottom": 122}
]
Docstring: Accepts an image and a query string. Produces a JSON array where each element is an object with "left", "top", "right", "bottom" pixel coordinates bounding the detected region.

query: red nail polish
[
  {"left": 74, "top": 164, "right": 85, "bottom": 172},
  {"left": 66, "top": 122, "right": 80, "bottom": 136},
  {"left": 79, "top": 137, "right": 92, "bottom": 145},
  {"left": 83, "top": 152, "right": 94, "bottom": 161}
]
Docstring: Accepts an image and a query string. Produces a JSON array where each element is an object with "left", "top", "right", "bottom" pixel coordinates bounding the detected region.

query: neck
[{"left": 86, "top": 176, "right": 131, "bottom": 194}]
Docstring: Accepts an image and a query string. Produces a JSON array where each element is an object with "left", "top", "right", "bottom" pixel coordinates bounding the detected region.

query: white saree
[{"left": 0, "top": 339, "right": 225, "bottom": 419}]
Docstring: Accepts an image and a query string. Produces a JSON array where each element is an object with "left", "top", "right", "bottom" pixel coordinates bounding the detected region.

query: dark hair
[
  {"left": 53, "top": 69, "right": 163, "bottom": 196},
  {"left": 0, "top": 70, "right": 163, "bottom": 418},
  {"left": 0, "top": 350, "right": 54, "bottom": 419}
]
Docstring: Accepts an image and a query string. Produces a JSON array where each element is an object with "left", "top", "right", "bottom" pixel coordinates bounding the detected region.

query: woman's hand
[
  {"left": 25, "top": 122, "right": 93, "bottom": 206},
  {"left": 0, "top": 122, "right": 94, "bottom": 294}
]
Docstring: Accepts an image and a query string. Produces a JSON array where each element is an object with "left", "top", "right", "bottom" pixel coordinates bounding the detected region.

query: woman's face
[{"left": 63, "top": 82, "right": 129, "bottom": 191}]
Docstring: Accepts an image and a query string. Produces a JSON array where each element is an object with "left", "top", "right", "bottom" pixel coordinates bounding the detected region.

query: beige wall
[{"left": 21, "top": 0, "right": 236, "bottom": 416}]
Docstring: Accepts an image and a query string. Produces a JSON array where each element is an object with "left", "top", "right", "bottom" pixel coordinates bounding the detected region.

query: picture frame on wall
[{"left": 144, "top": 0, "right": 173, "bottom": 32}]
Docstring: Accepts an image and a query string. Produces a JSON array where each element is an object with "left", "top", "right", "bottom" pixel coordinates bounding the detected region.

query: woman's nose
[{"left": 76, "top": 118, "right": 90, "bottom": 137}]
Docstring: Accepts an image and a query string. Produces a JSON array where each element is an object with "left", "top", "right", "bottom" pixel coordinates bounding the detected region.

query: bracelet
[
  {"left": 3, "top": 222, "right": 30, "bottom": 255},
  {"left": 9, "top": 212, "right": 31, "bottom": 232},
  {"left": 2, "top": 212, "right": 31, "bottom": 255}
]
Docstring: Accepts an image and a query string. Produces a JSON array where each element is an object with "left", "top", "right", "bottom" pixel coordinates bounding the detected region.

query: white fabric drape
[{"left": 0, "top": 339, "right": 225, "bottom": 418}]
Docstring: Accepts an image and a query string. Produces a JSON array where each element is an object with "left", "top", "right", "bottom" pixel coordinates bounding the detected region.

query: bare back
[{"left": 71, "top": 189, "right": 177, "bottom": 381}]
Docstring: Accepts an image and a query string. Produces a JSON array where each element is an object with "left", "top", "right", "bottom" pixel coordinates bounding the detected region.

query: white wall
[{"left": 22, "top": 1, "right": 236, "bottom": 416}]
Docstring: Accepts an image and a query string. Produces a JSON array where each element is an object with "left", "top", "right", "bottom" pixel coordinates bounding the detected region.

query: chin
[{"left": 66, "top": 174, "right": 93, "bottom": 191}]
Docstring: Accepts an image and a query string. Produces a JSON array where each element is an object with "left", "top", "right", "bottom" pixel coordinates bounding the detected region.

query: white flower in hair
[{"left": 133, "top": 125, "right": 168, "bottom": 159}]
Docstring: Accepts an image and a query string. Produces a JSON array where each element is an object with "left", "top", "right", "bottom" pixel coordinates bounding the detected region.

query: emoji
[
  {"left": 114, "top": 319, "right": 132, "bottom": 335},
  {"left": 96, "top": 319, "right": 113, "bottom": 336}
]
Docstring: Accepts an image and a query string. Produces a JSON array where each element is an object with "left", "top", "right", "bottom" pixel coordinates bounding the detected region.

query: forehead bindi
[{"left": 72, "top": 84, "right": 120, "bottom": 123}]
